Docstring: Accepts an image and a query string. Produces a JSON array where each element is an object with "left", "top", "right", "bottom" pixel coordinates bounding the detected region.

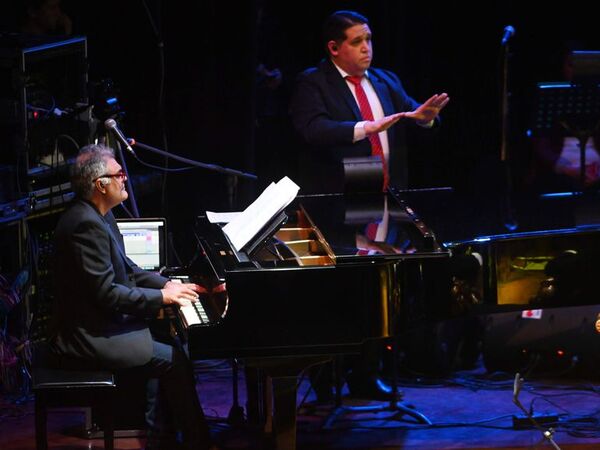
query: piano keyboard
[
  {"left": 179, "top": 300, "right": 210, "bottom": 327},
  {"left": 169, "top": 276, "right": 210, "bottom": 327}
]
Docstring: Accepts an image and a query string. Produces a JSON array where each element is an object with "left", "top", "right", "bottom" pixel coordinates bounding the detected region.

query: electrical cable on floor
[{"left": 311, "top": 417, "right": 518, "bottom": 431}]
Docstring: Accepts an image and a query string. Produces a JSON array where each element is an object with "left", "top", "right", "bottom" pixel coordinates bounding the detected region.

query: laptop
[{"left": 115, "top": 217, "right": 167, "bottom": 271}]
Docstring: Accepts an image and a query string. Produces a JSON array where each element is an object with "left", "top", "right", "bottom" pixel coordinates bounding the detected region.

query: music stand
[
  {"left": 532, "top": 54, "right": 600, "bottom": 189},
  {"left": 322, "top": 195, "right": 433, "bottom": 428},
  {"left": 342, "top": 156, "right": 383, "bottom": 194},
  {"left": 571, "top": 50, "right": 600, "bottom": 80}
]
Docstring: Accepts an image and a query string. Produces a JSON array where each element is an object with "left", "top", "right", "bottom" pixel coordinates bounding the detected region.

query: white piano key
[{"left": 180, "top": 302, "right": 202, "bottom": 326}]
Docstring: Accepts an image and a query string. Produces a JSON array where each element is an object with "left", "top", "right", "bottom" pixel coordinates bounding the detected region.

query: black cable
[
  {"left": 131, "top": 154, "right": 196, "bottom": 173},
  {"left": 141, "top": 0, "right": 169, "bottom": 215}
]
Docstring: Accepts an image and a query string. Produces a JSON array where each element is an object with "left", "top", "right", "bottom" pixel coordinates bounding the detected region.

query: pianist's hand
[{"left": 161, "top": 280, "right": 201, "bottom": 306}]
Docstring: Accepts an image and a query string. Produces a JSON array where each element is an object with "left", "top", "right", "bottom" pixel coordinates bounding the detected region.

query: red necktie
[
  {"left": 346, "top": 75, "right": 388, "bottom": 191},
  {"left": 357, "top": 221, "right": 379, "bottom": 256}
]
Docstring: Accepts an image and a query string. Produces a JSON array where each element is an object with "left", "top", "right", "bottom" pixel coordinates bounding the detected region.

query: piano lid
[
  {"left": 392, "top": 187, "right": 600, "bottom": 246},
  {"left": 195, "top": 191, "right": 449, "bottom": 275},
  {"left": 295, "top": 192, "right": 446, "bottom": 261}
]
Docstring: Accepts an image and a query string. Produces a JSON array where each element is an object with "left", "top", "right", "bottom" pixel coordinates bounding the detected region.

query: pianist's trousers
[{"left": 138, "top": 340, "right": 212, "bottom": 450}]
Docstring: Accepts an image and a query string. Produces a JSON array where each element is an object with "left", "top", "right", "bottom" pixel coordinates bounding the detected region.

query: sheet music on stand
[
  {"left": 533, "top": 82, "right": 600, "bottom": 132},
  {"left": 533, "top": 81, "right": 600, "bottom": 187},
  {"left": 218, "top": 176, "right": 300, "bottom": 254}
]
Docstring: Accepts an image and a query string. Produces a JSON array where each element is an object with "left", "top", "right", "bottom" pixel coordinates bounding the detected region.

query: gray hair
[{"left": 71, "top": 144, "right": 115, "bottom": 199}]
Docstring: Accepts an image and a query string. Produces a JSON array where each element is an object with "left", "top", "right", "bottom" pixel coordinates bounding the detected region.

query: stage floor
[{"left": 2, "top": 358, "right": 600, "bottom": 449}]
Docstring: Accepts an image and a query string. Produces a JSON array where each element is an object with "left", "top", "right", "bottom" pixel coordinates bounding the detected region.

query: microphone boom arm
[{"left": 130, "top": 139, "right": 257, "bottom": 180}]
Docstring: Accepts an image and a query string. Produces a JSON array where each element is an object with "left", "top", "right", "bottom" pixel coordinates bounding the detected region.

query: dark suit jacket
[
  {"left": 290, "top": 59, "right": 422, "bottom": 194},
  {"left": 50, "top": 199, "right": 169, "bottom": 369}
]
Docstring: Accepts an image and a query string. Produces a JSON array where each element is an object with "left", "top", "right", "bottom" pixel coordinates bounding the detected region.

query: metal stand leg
[
  {"left": 323, "top": 340, "right": 431, "bottom": 429},
  {"left": 227, "top": 359, "right": 246, "bottom": 426}
]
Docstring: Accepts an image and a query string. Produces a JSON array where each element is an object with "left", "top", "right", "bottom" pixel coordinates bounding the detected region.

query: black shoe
[{"left": 347, "top": 374, "right": 401, "bottom": 401}]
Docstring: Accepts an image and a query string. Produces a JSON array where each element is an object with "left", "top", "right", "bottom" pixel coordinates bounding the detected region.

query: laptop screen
[{"left": 115, "top": 218, "right": 167, "bottom": 271}]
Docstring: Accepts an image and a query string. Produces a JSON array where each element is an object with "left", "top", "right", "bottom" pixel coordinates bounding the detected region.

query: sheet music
[
  {"left": 222, "top": 176, "right": 300, "bottom": 252},
  {"left": 206, "top": 211, "right": 241, "bottom": 224}
]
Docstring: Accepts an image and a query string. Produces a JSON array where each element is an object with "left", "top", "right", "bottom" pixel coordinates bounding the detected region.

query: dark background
[{"left": 2, "top": 0, "right": 600, "bottom": 262}]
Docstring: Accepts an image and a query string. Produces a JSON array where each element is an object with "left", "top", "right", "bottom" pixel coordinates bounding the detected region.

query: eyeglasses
[{"left": 94, "top": 170, "right": 127, "bottom": 181}]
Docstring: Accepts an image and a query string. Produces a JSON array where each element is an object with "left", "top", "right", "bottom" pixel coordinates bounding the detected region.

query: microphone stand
[
  {"left": 512, "top": 373, "right": 562, "bottom": 450},
  {"left": 499, "top": 31, "right": 517, "bottom": 231},
  {"left": 106, "top": 134, "right": 140, "bottom": 218},
  {"left": 500, "top": 41, "right": 510, "bottom": 166},
  {"left": 130, "top": 139, "right": 257, "bottom": 181}
]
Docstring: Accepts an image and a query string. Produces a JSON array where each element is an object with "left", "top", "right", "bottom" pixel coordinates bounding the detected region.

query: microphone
[
  {"left": 501, "top": 25, "right": 515, "bottom": 46},
  {"left": 104, "top": 118, "right": 136, "bottom": 156}
]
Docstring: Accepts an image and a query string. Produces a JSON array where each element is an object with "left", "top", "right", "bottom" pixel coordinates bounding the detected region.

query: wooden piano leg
[
  {"left": 271, "top": 375, "right": 299, "bottom": 450},
  {"left": 245, "top": 356, "right": 330, "bottom": 450},
  {"left": 244, "top": 367, "right": 273, "bottom": 434}
]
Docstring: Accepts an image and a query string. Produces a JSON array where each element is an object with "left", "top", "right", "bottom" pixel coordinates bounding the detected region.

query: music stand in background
[
  {"left": 532, "top": 51, "right": 600, "bottom": 190},
  {"left": 571, "top": 50, "right": 600, "bottom": 80}
]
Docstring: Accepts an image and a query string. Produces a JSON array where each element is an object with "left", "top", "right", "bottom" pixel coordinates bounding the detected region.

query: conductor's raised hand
[
  {"left": 404, "top": 93, "right": 450, "bottom": 125},
  {"left": 364, "top": 112, "right": 405, "bottom": 136}
]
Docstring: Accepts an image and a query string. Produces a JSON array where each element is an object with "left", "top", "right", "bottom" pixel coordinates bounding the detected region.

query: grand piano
[
  {"left": 167, "top": 189, "right": 453, "bottom": 449},
  {"left": 407, "top": 187, "right": 600, "bottom": 373},
  {"left": 399, "top": 187, "right": 600, "bottom": 312},
  {"left": 169, "top": 187, "right": 600, "bottom": 449}
]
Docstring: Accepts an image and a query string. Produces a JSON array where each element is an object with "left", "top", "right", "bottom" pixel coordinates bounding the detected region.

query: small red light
[
  {"left": 385, "top": 345, "right": 392, "bottom": 351},
  {"left": 33, "top": 111, "right": 39, "bottom": 119},
  {"left": 557, "top": 350, "right": 564, "bottom": 357}
]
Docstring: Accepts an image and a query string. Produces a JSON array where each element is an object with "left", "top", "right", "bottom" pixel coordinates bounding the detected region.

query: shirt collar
[{"left": 332, "top": 61, "right": 370, "bottom": 81}]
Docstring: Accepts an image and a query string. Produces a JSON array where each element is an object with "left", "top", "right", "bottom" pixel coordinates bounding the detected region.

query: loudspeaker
[{"left": 483, "top": 304, "right": 600, "bottom": 375}]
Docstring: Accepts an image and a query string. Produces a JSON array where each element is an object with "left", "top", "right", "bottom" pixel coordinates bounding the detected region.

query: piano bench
[{"left": 32, "top": 364, "right": 117, "bottom": 450}]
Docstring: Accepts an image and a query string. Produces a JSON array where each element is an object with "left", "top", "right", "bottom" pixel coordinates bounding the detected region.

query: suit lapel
[
  {"left": 368, "top": 69, "right": 395, "bottom": 116},
  {"left": 322, "top": 61, "right": 395, "bottom": 119},
  {"left": 101, "top": 215, "right": 135, "bottom": 271},
  {"left": 322, "top": 59, "right": 362, "bottom": 120}
]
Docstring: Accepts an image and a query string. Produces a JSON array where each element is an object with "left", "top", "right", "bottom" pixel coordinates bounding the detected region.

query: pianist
[{"left": 49, "top": 144, "right": 214, "bottom": 450}]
